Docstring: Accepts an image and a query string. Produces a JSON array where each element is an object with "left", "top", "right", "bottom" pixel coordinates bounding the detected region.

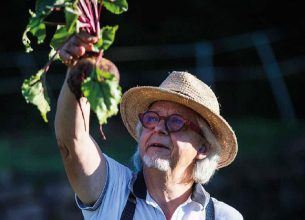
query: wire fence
[{"left": 0, "top": 26, "right": 304, "bottom": 122}]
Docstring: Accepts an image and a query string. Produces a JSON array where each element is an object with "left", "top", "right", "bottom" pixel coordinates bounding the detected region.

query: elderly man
[{"left": 55, "top": 32, "right": 243, "bottom": 220}]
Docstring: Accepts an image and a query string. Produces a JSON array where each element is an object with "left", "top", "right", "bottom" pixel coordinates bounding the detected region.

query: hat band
[{"left": 171, "top": 89, "right": 193, "bottom": 99}]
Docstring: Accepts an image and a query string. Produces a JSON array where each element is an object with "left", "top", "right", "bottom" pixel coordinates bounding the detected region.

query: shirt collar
[
  {"left": 191, "top": 182, "right": 210, "bottom": 207},
  {"left": 130, "top": 171, "right": 210, "bottom": 208}
]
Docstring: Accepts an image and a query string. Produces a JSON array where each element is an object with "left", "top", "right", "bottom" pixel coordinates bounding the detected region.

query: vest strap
[
  {"left": 120, "top": 171, "right": 214, "bottom": 220},
  {"left": 120, "top": 192, "right": 137, "bottom": 220}
]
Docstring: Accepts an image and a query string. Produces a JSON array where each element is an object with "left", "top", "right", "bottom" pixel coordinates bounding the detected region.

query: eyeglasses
[{"left": 138, "top": 111, "right": 203, "bottom": 137}]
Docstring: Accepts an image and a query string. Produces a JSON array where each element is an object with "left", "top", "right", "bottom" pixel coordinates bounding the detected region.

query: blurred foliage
[
  {"left": 0, "top": 118, "right": 304, "bottom": 174},
  {"left": 0, "top": 132, "right": 61, "bottom": 173},
  {"left": 232, "top": 118, "right": 305, "bottom": 160}
]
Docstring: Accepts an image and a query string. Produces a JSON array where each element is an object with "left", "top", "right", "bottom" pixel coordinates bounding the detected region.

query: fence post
[
  {"left": 252, "top": 32, "right": 296, "bottom": 123},
  {"left": 195, "top": 41, "right": 215, "bottom": 88}
]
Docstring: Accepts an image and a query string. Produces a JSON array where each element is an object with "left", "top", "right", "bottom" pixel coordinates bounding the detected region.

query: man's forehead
[{"left": 149, "top": 101, "right": 200, "bottom": 119}]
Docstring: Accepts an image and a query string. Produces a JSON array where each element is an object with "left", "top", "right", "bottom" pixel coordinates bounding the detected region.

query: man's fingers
[
  {"left": 64, "top": 34, "right": 95, "bottom": 57},
  {"left": 60, "top": 39, "right": 85, "bottom": 60},
  {"left": 59, "top": 49, "right": 73, "bottom": 62},
  {"left": 59, "top": 32, "right": 98, "bottom": 66},
  {"left": 75, "top": 32, "right": 98, "bottom": 44},
  {"left": 72, "top": 36, "right": 95, "bottom": 52},
  {"left": 70, "top": 42, "right": 86, "bottom": 58}
]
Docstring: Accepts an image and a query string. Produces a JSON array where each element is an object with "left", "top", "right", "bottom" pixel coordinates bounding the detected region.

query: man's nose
[{"left": 153, "top": 119, "right": 169, "bottom": 135}]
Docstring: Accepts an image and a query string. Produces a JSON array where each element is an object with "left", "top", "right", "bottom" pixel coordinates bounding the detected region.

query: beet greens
[{"left": 21, "top": 0, "right": 128, "bottom": 124}]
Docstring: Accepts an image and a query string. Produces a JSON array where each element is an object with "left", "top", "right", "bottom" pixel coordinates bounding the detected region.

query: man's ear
[{"left": 196, "top": 145, "right": 208, "bottom": 160}]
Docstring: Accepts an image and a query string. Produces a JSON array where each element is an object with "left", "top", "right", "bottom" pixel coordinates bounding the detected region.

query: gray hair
[{"left": 132, "top": 117, "right": 221, "bottom": 184}]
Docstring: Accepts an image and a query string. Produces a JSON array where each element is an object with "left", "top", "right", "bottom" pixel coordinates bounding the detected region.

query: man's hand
[{"left": 60, "top": 32, "right": 98, "bottom": 66}]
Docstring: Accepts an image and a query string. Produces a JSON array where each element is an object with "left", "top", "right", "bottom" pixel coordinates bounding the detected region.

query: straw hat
[{"left": 120, "top": 71, "right": 237, "bottom": 168}]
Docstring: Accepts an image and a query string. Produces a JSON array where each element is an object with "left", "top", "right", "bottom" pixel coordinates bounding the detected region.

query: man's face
[{"left": 138, "top": 101, "right": 204, "bottom": 173}]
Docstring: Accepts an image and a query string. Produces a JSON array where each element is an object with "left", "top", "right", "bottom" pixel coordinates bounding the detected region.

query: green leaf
[
  {"left": 22, "top": 26, "right": 34, "bottom": 53},
  {"left": 21, "top": 0, "right": 126, "bottom": 125},
  {"left": 50, "top": 25, "right": 73, "bottom": 50},
  {"left": 48, "top": 47, "right": 60, "bottom": 60},
  {"left": 81, "top": 68, "right": 121, "bottom": 124},
  {"left": 22, "top": 0, "right": 71, "bottom": 52},
  {"left": 103, "top": 0, "right": 128, "bottom": 14},
  {"left": 64, "top": 4, "right": 80, "bottom": 33},
  {"left": 35, "top": 0, "right": 65, "bottom": 15},
  {"left": 21, "top": 69, "right": 51, "bottom": 122},
  {"left": 29, "top": 19, "right": 46, "bottom": 44},
  {"left": 94, "top": 25, "right": 118, "bottom": 51},
  {"left": 22, "top": 10, "right": 47, "bottom": 53}
]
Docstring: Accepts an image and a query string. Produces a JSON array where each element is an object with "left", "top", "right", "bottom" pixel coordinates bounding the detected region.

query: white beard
[{"left": 143, "top": 154, "right": 171, "bottom": 172}]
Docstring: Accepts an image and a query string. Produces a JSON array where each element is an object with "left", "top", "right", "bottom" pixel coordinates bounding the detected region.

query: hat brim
[{"left": 120, "top": 86, "right": 237, "bottom": 168}]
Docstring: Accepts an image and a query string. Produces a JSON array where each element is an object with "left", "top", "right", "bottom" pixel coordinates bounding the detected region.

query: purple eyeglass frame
[{"left": 138, "top": 111, "right": 203, "bottom": 137}]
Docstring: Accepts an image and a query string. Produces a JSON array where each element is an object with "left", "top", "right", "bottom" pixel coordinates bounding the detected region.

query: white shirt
[{"left": 76, "top": 154, "right": 243, "bottom": 220}]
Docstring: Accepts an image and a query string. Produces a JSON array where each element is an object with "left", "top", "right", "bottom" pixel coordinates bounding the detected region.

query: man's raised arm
[{"left": 54, "top": 32, "right": 107, "bottom": 205}]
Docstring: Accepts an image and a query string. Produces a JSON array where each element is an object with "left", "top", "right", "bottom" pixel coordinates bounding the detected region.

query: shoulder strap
[
  {"left": 120, "top": 171, "right": 144, "bottom": 220},
  {"left": 205, "top": 197, "right": 215, "bottom": 220},
  {"left": 120, "top": 171, "right": 215, "bottom": 220},
  {"left": 120, "top": 193, "right": 215, "bottom": 220},
  {"left": 120, "top": 192, "right": 137, "bottom": 220}
]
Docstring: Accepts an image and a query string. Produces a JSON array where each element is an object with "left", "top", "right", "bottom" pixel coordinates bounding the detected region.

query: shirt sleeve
[
  {"left": 75, "top": 154, "right": 133, "bottom": 219},
  {"left": 212, "top": 198, "right": 243, "bottom": 220}
]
